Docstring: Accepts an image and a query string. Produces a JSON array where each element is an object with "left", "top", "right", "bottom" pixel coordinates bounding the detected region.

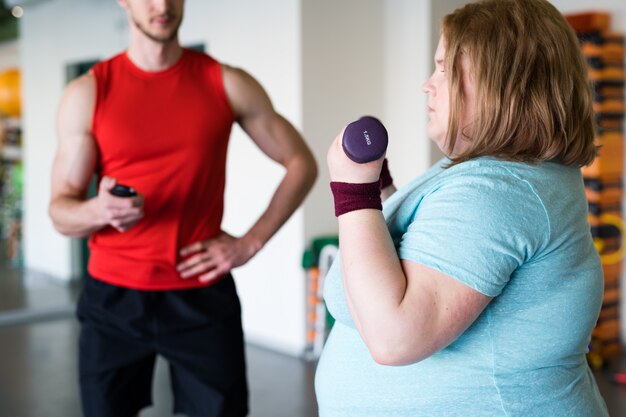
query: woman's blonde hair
[{"left": 443, "top": 0, "right": 597, "bottom": 166}]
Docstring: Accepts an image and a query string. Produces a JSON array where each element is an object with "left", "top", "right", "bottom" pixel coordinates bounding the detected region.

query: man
[{"left": 48, "top": 0, "right": 317, "bottom": 416}]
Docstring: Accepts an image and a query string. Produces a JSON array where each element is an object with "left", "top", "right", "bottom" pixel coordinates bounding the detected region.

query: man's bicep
[
  {"left": 223, "top": 66, "right": 303, "bottom": 163},
  {"left": 52, "top": 75, "right": 98, "bottom": 200},
  {"left": 51, "top": 131, "right": 98, "bottom": 200}
]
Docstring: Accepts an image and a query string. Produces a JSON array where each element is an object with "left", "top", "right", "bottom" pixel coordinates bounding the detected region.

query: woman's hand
[{"left": 327, "top": 126, "right": 385, "bottom": 184}]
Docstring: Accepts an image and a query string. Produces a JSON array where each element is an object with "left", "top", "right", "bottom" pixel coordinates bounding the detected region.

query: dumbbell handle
[{"left": 342, "top": 116, "right": 388, "bottom": 163}]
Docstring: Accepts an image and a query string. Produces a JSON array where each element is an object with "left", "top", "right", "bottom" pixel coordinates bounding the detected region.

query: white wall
[
  {"left": 0, "top": 40, "right": 20, "bottom": 72},
  {"left": 300, "top": 0, "right": 436, "bottom": 243},
  {"left": 301, "top": 0, "right": 386, "bottom": 242},
  {"left": 383, "top": 0, "right": 432, "bottom": 188}
]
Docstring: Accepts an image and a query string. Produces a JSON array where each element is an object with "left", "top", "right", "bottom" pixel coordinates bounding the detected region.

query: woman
[{"left": 316, "top": 1, "right": 609, "bottom": 416}]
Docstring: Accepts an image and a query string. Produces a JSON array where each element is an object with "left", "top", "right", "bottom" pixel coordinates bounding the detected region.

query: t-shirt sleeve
[{"left": 398, "top": 170, "right": 550, "bottom": 297}]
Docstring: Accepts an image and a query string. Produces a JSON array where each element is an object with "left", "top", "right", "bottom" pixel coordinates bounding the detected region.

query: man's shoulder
[
  {"left": 183, "top": 48, "right": 220, "bottom": 66},
  {"left": 89, "top": 51, "right": 127, "bottom": 81},
  {"left": 64, "top": 71, "right": 96, "bottom": 100},
  {"left": 95, "top": 51, "right": 127, "bottom": 68}
]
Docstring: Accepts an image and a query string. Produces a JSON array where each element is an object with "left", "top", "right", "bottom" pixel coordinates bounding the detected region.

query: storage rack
[{"left": 566, "top": 11, "right": 625, "bottom": 368}]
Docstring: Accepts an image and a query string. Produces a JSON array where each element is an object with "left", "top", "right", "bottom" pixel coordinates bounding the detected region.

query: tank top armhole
[
  {"left": 90, "top": 62, "right": 106, "bottom": 135},
  {"left": 208, "top": 58, "right": 236, "bottom": 124}
]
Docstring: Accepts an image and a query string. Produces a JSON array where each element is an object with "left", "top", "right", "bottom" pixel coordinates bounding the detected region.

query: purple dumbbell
[{"left": 342, "top": 116, "right": 388, "bottom": 163}]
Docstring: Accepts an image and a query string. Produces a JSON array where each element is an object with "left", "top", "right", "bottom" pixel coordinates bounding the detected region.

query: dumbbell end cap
[{"left": 342, "top": 116, "right": 388, "bottom": 163}]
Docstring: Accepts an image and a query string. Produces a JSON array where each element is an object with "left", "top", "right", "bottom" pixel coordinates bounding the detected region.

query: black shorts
[{"left": 76, "top": 274, "right": 248, "bottom": 417}]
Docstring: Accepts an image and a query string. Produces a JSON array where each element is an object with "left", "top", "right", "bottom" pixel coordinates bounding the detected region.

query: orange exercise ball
[{"left": 0, "top": 68, "right": 21, "bottom": 118}]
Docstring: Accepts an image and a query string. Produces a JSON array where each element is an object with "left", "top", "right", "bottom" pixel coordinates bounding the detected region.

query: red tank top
[{"left": 89, "top": 49, "right": 235, "bottom": 290}]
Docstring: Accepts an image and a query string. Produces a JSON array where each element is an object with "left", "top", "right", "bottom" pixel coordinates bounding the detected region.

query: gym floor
[
  {"left": 0, "top": 257, "right": 318, "bottom": 417},
  {"left": 0, "top": 255, "right": 625, "bottom": 417}
]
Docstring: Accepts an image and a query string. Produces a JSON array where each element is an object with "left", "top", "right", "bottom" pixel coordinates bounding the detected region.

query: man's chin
[
  {"left": 134, "top": 19, "right": 180, "bottom": 44},
  {"left": 143, "top": 29, "right": 179, "bottom": 44}
]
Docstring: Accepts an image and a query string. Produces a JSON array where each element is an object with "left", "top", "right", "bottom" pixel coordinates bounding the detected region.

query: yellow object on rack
[{"left": 0, "top": 68, "right": 21, "bottom": 118}]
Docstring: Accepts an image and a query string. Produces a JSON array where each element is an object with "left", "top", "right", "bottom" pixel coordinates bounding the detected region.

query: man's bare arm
[
  {"left": 49, "top": 73, "right": 143, "bottom": 238},
  {"left": 224, "top": 65, "right": 318, "bottom": 249},
  {"left": 177, "top": 65, "right": 317, "bottom": 282}
]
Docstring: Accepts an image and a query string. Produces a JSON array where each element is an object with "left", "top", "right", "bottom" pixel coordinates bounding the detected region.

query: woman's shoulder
[
  {"left": 438, "top": 157, "right": 577, "bottom": 191},
  {"left": 420, "top": 158, "right": 558, "bottom": 227}
]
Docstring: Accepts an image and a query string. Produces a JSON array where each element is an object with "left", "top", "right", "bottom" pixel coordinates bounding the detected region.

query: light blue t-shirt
[{"left": 315, "top": 157, "right": 608, "bottom": 417}]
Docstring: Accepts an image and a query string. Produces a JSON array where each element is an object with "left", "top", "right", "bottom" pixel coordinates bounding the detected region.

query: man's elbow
[
  {"left": 48, "top": 204, "right": 63, "bottom": 233},
  {"left": 48, "top": 204, "right": 84, "bottom": 239},
  {"left": 305, "top": 156, "right": 318, "bottom": 188},
  {"left": 299, "top": 149, "right": 318, "bottom": 184},
  {"left": 288, "top": 151, "right": 318, "bottom": 192}
]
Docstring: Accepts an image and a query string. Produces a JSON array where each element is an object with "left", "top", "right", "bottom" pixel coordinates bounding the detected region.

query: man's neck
[{"left": 126, "top": 35, "right": 183, "bottom": 72}]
